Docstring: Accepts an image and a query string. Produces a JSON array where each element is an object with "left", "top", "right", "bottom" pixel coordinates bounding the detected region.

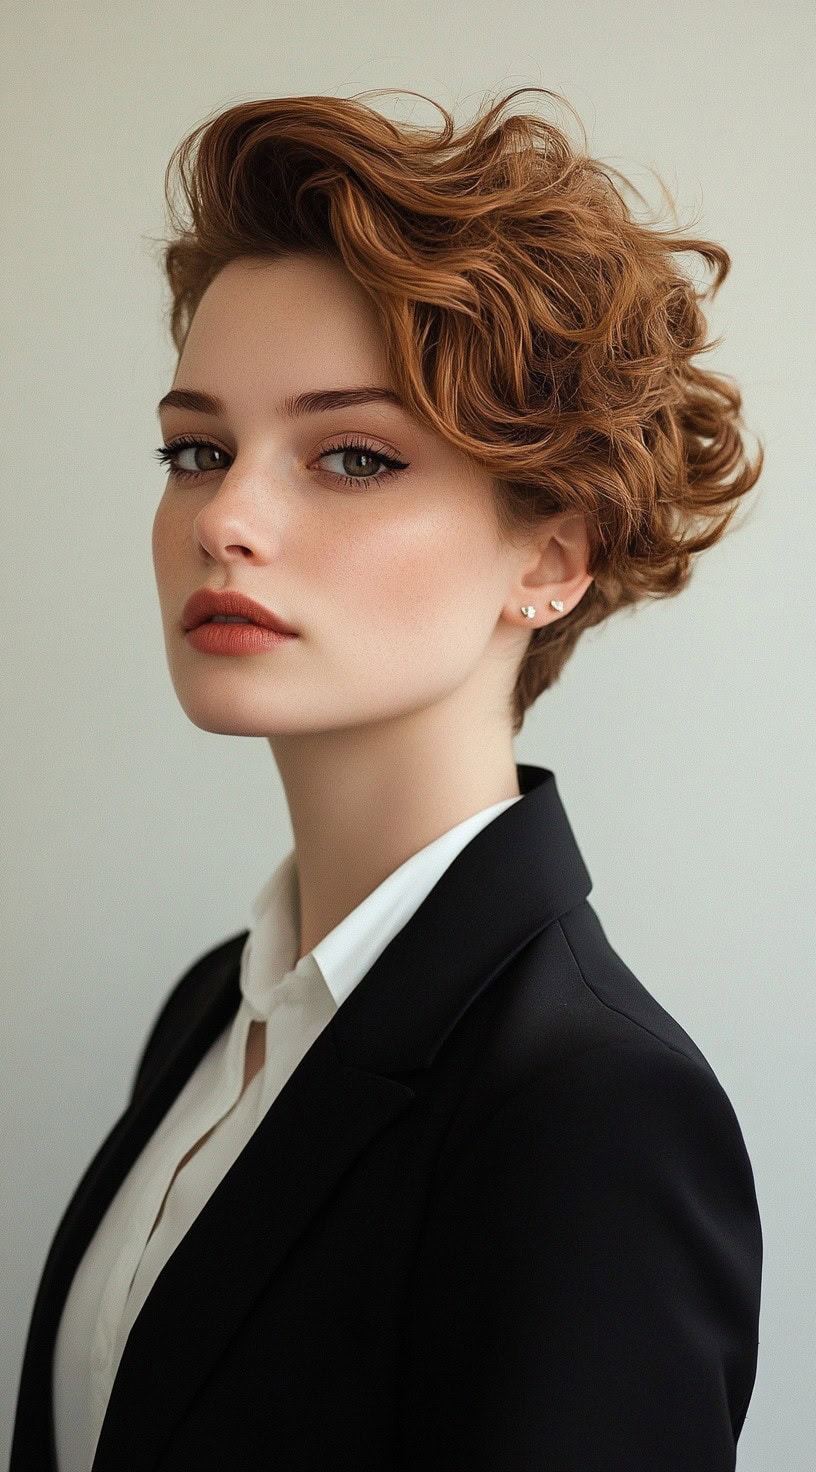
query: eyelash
[{"left": 152, "top": 432, "right": 409, "bottom": 488}]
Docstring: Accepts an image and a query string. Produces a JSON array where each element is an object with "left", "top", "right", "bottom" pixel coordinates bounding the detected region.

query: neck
[{"left": 269, "top": 705, "right": 521, "bottom": 960}]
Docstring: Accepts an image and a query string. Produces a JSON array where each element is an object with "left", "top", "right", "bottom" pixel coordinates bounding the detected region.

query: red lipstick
[
  {"left": 186, "top": 622, "right": 297, "bottom": 656},
  {"left": 181, "top": 587, "right": 300, "bottom": 655},
  {"left": 182, "top": 587, "right": 299, "bottom": 634}
]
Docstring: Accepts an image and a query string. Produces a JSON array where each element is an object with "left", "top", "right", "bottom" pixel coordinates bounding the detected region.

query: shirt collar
[{"left": 239, "top": 794, "right": 522, "bottom": 1018}]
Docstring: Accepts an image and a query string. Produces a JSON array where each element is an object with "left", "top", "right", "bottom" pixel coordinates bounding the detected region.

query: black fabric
[{"left": 10, "top": 763, "right": 762, "bottom": 1470}]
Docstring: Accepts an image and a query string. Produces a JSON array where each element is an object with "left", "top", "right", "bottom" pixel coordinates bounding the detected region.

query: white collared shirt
[{"left": 52, "top": 793, "right": 521, "bottom": 1472}]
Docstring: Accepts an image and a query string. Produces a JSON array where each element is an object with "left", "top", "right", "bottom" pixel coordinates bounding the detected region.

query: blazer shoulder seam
[{"left": 554, "top": 913, "right": 711, "bottom": 1073}]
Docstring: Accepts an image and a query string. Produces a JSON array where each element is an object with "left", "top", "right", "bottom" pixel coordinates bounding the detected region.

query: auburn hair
[{"left": 148, "top": 86, "right": 764, "bottom": 735}]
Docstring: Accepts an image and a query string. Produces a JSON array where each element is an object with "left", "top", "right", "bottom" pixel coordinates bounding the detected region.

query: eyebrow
[{"left": 155, "top": 385, "right": 406, "bottom": 420}]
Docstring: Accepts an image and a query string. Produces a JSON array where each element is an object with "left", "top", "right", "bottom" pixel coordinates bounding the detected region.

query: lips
[{"left": 181, "top": 587, "right": 298, "bottom": 635}]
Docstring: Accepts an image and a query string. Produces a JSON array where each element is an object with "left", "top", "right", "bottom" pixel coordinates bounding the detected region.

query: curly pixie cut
[{"left": 150, "top": 85, "right": 764, "bottom": 736}]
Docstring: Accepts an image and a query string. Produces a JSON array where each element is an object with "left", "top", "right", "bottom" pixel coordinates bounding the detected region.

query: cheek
[
  {"left": 333, "top": 504, "right": 447, "bottom": 611},
  {"left": 320, "top": 500, "right": 501, "bottom": 651},
  {"left": 151, "top": 495, "right": 184, "bottom": 584},
  {"left": 151, "top": 495, "right": 170, "bottom": 570}
]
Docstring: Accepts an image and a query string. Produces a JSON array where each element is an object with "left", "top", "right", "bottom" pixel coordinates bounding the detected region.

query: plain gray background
[{"left": 2, "top": 1, "right": 813, "bottom": 1466}]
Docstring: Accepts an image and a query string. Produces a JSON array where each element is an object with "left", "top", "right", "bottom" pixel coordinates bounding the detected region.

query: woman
[{"left": 12, "top": 86, "right": 763, "bottom": 1470}]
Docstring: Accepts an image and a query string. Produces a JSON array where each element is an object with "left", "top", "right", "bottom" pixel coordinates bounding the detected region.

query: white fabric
[{"left": 53, "top": 793, "right": 521, "bottom": 1472}]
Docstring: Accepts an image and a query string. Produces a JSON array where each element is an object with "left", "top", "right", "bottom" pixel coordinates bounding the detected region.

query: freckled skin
[{"left": 152, "top": 251, "right": 593, "bottom": 958}]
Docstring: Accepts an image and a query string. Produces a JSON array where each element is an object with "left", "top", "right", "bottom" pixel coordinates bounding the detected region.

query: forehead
[
  {"left": 175, "top": 253, "right": 391, "bottom": 391},
  {"left": 194, "top": 252, "right": 380, "bottom": 333}
]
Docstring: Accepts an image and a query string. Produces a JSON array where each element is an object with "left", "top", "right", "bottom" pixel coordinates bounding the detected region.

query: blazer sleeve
[{"left": 395, "top": 1038, "right": 762, "bottom": 1471}]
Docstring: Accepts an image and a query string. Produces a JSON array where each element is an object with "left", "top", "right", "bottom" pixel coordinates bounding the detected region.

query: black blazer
[{"left": 11, "top": 763, "right": 762, "bottom": 1471}]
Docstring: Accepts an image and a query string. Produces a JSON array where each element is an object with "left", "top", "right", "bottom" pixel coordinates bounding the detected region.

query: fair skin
[{"left": 152, "top": 251, "right": 594, "bottom": 971}]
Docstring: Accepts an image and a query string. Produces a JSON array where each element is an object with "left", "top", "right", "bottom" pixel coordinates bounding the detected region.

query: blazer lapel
[
  {"left": 94, "top": 1025, "right": 416, "bottom": 1471},
  {"left": 14, "top": 763, "right": 593, "bottom": 1472}
]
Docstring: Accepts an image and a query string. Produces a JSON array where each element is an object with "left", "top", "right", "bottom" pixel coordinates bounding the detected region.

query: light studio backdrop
[{"left": 1, "top": 1, "right": 813, "bottom": 1467}]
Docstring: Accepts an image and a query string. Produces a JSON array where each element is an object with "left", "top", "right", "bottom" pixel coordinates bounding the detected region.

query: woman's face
[{"left": 152, "top": 252, "right": 541, "bottom": 740}]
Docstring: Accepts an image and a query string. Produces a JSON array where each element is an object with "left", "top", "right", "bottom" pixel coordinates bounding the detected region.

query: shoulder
[
  {"left": 426, "top": 902, "right": 763, "bottom": 1357},
  {"left": 448, "top": 897, "right": 757, "bottom": 1194},
  {"left": 487, "top": 897, "right": 729, "bottom": 1093},
  {"left": 406, "top": 942, "right": 763, "bottom": 1462},
  {"left": 129, "top": 929, "right": 248, "bottom": 1102}
]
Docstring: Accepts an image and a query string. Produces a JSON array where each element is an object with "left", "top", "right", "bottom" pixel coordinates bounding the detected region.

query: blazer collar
[{"left": 13, "top": 762, "right": 592, "bottom": 1472}]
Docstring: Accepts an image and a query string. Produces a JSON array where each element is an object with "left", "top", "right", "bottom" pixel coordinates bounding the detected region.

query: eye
[
  {"left": 152, "top": 433, "right": 410, "bottom": 488},
  {"left": 318, "top": 437, "right": 410, "bottom": 487},
  {"left": 153, "top": 438, "right": 229, "bottom": 480}
]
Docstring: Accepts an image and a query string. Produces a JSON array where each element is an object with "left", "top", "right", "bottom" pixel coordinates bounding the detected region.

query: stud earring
[{"left": 520, "top": 601, "right": 564, "bottom": 618}]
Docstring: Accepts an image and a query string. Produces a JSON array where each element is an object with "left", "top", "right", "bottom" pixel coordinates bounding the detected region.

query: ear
[{"left": 504, "top": 512, "right": 594, "bottom": 629}]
